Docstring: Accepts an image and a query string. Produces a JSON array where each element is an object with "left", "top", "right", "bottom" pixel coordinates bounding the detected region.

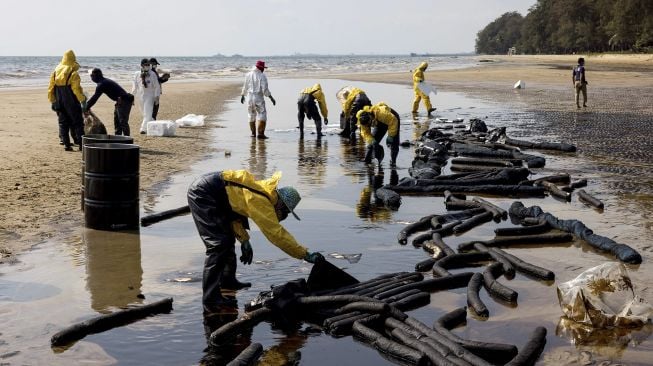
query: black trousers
[
  {"left": 348, "top": 93, "right": 372, "bottom": 140},
  {"left": 152, "top": 102, "right": 160, "bottom": 120},
  {"left": 54, "top": 85, "right": 84, "bottom": 147},
  {"left": 187, "top": 172, "right": 239, "bottom": 306},
  {"left": 114, "top": 94, "right": 133, "bottom": 136},
  {"left": 297, "top": 94, "right": 322, "bottom": 136}
]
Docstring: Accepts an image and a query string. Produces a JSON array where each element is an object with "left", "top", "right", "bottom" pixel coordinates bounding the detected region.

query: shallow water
[{"left": 1, "top": 79, "right": 652, "bottom": 365}]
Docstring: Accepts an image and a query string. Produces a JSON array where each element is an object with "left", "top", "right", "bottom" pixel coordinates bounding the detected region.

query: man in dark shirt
[
  {"left": 87, "top": 68, "right": 134, "bottom": 136},
  {"left": 149, "top": 58, "right": 170, "bottom": 120},
  {"left": 572, "top": 57, "right": 588, "bottom": 108}
]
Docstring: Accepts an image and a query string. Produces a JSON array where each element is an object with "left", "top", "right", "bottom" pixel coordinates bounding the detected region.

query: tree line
[{"left": 475, "top": 0, "right": 653, "bottom": 54}]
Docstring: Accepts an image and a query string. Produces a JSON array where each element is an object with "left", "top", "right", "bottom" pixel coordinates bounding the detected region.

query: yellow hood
[{"left": 418, "top": 61, "right": 428, "bottom": 71}]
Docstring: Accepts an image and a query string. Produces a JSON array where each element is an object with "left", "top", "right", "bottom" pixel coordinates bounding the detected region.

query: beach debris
[
  {"left": 146, "top": 121, "right": 177, "bottom": 136},
  {"left": 50, "top": 297, "right": 173, "bottom": 348},
  {"left": 469, "top": 117, "right": 488, "bottom": 132},
  {"left": 557, "top": 262, "right": 653, "bottom": 328},
  {"left": 509, "top": 201, "right": 642, "bottom": 264},
  {"left": 83, "top": 111, "right": 107, "bottom": 135},
  {"left": 513, "top": 80, "right": 525, "bottom": 89},
  {"left": 577, "top": 189, "right": 604, "bottom": 209},
  {"left": 175, "top": 114, "right": 205, "bottom": 127},
  {"left": 328, "top": 252, "right": 362, "bottom": 264},
  {"left": 225, "top": 343, "right": 263, "bottom": 366},
  {"left": 487, "top": 126, "right": 576, "bottom": 152},
  {"left": 140, "top": 205, "right": 190, "bottom": 227}
]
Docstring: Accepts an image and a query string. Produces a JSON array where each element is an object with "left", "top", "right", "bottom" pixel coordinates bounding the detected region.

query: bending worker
[
  {"left": 340, "top": 87, "right": 371, "bottom": 141},
  {"left": 87, "top": 68, "right": 134, "bottom": 136},
  {"left": 412, "top": 61, "right": 436, "bottom": 115},
  {"left": 356, "top": 102, "right": 400, "bottom": 167},
  {"left": 297, "top": 83, "right": 328, "bottom": 139},
  {"left": 241, "top": 60, "right": 276, "bottom": 139},
  {"left": 187, "top": 169, "right": 324, "bottom": 313}
]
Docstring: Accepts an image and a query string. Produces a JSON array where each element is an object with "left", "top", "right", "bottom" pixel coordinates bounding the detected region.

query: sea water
[{"left": 0, "top": 54, "right": 477, "bottom": 89}]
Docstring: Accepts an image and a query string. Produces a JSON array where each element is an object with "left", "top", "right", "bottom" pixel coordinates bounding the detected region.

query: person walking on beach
[
  {"left": 356, "top": 102, "right": 401, "bottom": 167},
  {"left": 297, "top": 83, "right": 328, "bottom": 139},
  {"left": 572, "top": 57, "right": 588, "bottom": 108},
  {"left": 187, "top": 169, "right": 324, "bottom": 312},
  {"left": 340, "top": 87, "right": 371, "bottom": 142},
  {"left": 86, "top": 68, "right": 134, "bottom": 136},
  {"left": 47, "top": 49, "right": 87, "bottom": 151},
  {"left": 241, "top": 60, "right": 276, "bottom": 139},
  {"left": 149, "top": 58, "right": 170, "bottom": 120},
  {"left": 131, "top": 58, "right": 161, "bottom": 134},
  {"left": 412, "top": 61, "right": 436, "bottom": 115}
]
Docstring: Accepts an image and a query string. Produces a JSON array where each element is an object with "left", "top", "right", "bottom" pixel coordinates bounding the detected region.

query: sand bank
[{"left": 0, "top": 81, "right": 240, "bottom": 261}]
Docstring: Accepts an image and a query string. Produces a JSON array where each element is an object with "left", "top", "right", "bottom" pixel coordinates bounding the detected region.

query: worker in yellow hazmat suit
[
  {"left": 412, "top": 61, "right": 436, "bottom": 115},
  {"left": 297, "top": 83, "right": 328, "bottom": 139},
  {"left": 187, "top": 169, "right": 324, "bottom": 313},
  {"left": 356, "top": 102, "right": 401, "bottom": 167},
  {"left": 340, "top": 87, "right": 371, "bottom": 141}
]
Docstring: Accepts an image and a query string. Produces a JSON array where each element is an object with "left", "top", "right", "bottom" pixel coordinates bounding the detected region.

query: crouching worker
[
  {"left": 356, "top": 102, "right": 400, "bottom": 167},
  {"left": 187, "top": 169, "right": 324, "bottom": 313},
  {"left": 297, "top": 83, "right": 328, "bottom": 139}
]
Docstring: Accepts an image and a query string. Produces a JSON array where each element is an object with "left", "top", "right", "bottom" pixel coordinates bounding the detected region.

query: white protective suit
[
  {"left": 241, "top": 66, "right": 271, "bottom": 122},
  {"left": 131, "top": 69, "right": 161, "bottom": 133}
]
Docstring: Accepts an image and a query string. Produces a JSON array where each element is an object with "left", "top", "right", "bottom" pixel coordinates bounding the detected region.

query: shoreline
[{"left": 1, "top": 54, "right": 653, "bottom": 263}]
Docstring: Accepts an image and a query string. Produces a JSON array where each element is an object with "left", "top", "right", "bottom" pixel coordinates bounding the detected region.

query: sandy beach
[
  {"left": 1, "top": 53, "right": 652, "bottom": 262},
  {"left": 0, "top": 81, "right": 240, "bottom": 261}
]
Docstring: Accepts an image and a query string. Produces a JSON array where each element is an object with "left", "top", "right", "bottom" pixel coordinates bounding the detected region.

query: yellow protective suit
[
  {"left": 342, "top": 87, "right": 365, "bottom": 120},
  {"left": 412, "top": 61, "right": 432, "bottom": 113},
  {"left": 356, "top": 103, "right": 399, "bottom": 145},
  {"left": 221, "top": 170, "right": 308, "bottom": 259},
  {"left": 47, "top": 49, "right": 86, "bottom": 103},
  {"left": 301, "top": 83, "right": 328, "bottom": 119}
]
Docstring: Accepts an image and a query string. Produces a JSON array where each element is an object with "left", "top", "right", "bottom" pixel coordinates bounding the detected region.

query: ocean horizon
[{"left": 0, "top": 54, "right": 480, "bottom": 89}]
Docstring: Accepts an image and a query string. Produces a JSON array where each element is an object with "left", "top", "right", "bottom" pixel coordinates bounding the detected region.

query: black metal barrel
[
  {"left": 84, "top": 143, "right": 140, "bottom": 230},
  {"left": 81, "top": 135, "right": 134, "bottom": 210}
]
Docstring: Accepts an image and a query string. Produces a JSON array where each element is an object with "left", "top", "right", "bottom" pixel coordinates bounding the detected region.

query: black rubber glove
[
  {"left": 269, "top": 96, "right": 276, "bottom": 106},
  {"left": 304, "top": 251, "right": 324, "bottom": 264},
  {"left": 240, "top": 240, "right": 253, "bottom": 265},
  {"left": 51, "top": 103, "right": 58, "bottom": 112},
  {"left": 324, "top": 117, "right": 329, "bottom": 125},
  {"left": 240, "top": 95, "right": 245, "bottom": 104}
]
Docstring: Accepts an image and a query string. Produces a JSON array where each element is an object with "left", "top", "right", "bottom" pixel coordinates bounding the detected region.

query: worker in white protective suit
[
  {"left": 240, "top": 60, "right": 276, "bottom": 139},
  {"left": 131, "top": 58, "right": 161, "bottom": 134}
]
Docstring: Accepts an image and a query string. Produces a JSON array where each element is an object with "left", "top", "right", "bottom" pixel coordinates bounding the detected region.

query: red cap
[{"left": 255, "top": 60, "right": 267, "bottom": 70}]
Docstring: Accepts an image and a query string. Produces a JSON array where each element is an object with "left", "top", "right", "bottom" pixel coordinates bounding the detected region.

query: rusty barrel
[{"left": 83, "top": 143, "right": 139, "bottom": 230}]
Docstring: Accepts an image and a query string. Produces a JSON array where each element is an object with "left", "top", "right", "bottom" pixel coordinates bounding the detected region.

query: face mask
[
  {"left": 143, "top": 65, "right": 151, "bottom": 71},
  {"left": 151, "top": 65, "right": 157, "bottom": 70}
]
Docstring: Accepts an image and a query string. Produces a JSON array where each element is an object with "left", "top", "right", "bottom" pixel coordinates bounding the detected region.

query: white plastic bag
[
  {"left": 147, "top": 121, "right": 177, "bottom": 136},
  {"left": 175, "top": 114, "right": 206, "bottom": 128},
  {"left": 557, "top": 262, "right": 653, "bottom": 328}
]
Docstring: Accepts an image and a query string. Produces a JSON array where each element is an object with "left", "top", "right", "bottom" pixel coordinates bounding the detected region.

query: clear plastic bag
[{"left": 557, "top": 262, "right": 653, "bottom": 328}]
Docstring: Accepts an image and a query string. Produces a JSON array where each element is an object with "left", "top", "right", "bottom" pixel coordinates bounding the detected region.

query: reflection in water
[
  {"left": 200, "top": 310, "right": 246, "bottom": 366},
  {"left": 297, "top": 139, "right": 328, "bottom": 186},
  {"left": 83, "top": 228, "right": 143, "bottom": 313},
  {"left": 411, "top": 113, "right": 432, "bottom": 141},
  {"left": 556, "top": 316, "right": 653, "bottom": 359},
  {"left": 258, "top": 325, "right": 308, "bottom": 366},
  {"left": 355, "top": 166, "right": 397, "bottom": 222},
  {"left": 248, "top": 138, "right": 268, "bottom": 178}
]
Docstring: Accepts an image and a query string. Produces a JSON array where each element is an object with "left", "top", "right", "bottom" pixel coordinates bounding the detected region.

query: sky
[{"left": 2, "top": 0, "right": 536, "bottom": 57}]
